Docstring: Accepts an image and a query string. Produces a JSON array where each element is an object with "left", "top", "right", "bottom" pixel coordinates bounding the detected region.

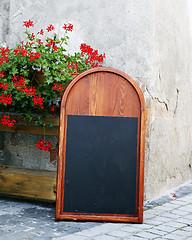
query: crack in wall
[
  {"left": 174, "top": 88, "right": 179, "bottom": 115},
  {"left": 146, "top": 86, "right": 169, "bottom": 111}
]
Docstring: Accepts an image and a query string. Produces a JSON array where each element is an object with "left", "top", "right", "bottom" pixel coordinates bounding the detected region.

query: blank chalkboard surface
[
  {"left": 64, "top": 115, "right": 138, "bottom": 215},
  {"left": 55, "top": 67, "right": 146, "bottom": 223}
]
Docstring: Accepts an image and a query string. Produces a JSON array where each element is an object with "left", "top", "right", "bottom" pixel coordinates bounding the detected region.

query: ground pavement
[{"left": 0, "top": 181, "right": 192, "bottom": 240}]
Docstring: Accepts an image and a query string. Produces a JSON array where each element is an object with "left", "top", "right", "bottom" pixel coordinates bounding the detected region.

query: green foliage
[{"left": 0, "top": 20, "right": 105, "bottom": 127}]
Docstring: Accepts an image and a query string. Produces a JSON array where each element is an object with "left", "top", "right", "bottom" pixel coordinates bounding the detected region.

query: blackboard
[
  {"left": 64, "top": 115, "right": 138, "bottom": 215},
  {"left": 55, "top": 67, "right": 146, "bottom": 223}
]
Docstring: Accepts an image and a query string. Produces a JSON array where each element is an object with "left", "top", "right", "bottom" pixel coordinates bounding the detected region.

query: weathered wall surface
[
  {"left": 144, "top": 0, "right": 192, "bottom": 200},
  {"left": 0, "top": 0, "right": 192, "bottom": 201},
  {"left": 0, "top": 0, "right": 10, "bottom": 44}
]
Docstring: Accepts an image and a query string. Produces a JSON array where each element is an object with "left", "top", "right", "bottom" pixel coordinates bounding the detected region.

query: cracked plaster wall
[{"left": 0, "top": 0, "right": 192, "bottom": 201}]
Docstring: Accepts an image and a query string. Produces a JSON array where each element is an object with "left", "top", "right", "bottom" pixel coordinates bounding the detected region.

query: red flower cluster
[
  {"left": 29, "top": 51, "right": 41, "bottom": 61},
  {"left": 0, "top": 93, "right": 12, "bottom": 105},
  {"left": 36, "top": 138, "right": 53, "bottom": 152},
  {"left": 14, "top": 82, "right": 36, "bottom": 96},
  {"left": 30, "top": 33, "right": 35, "bottom": 40},
  {"left": 68, "top": 62, "right": 78, "bottom": 71},
  {"left": 13, "top": 45, "right": 40, "bottom": 61},
  {"left": 0, "top": 71, "right": 5, "bottom": 78},
  {"left": 63, "top": 23, "right": 73, "bottom": 32},
  {"left": 0, "top": 115, "right": 16, "bottom": 127},
  {"left": 12, "top": 75, "right": 25, "bottom": 84},
  {"left": 0, "top": 82, "right": 9, "bottom": 90},
  {"left": 52, "top": 83, "right": 63, "bottom": 92},
  {"left": 80, "top": 43, "right": 106, "bottom": 68},
  {"left": 32, "top": 95, "right": 44, "bottom": 109},
  {"left": 22, "top": 86, "right": 36, "bottom": 96},
  {"left": 0, "top": 47, "right": 10, "bottom": 65},
  {"left": 47, "top": 38, "right": 55, "bottom": 47},
  {"left": 38, "top": 39, "right": 43, "bottom": 46},
  {"left": 23, "top": 19, "right": 34, "bottom": 28},
  {"left": 46, "top": 24, "right": 54, "bottom": 32},
  {"left": 14, "top": 46, "right": 28, "bottom": 57},
  {"left": 53, "top": 45, "right": 58, "bottom": 51},
  {"left": 50, "top": 105, "right": 56, "bottom": 112},
  {"left": 26, "top": 42, "right": 34, "bottom": 47}
]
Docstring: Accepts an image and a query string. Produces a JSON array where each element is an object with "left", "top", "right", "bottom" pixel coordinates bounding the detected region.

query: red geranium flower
[
  {"left": 46, "top": 38, "right": 55, "bottom": 47},
  {"left": 38, "top": 39, "right": 43, "bottom": 45},
  {"left": 36, "top": 138, "right": 53, "bottom": 152},
  {"left": 50, "top": 105, "right": 56, "bottom": 112},
  {"left": 32, "top": 95, "right": 44, "bottom": 109},
  {"left": 0, "top": 82, "right": 9, "bottom": 90},
  {"left": 52, "top": 83, "right": 63, "bottom": 92},
  {"left": 40, "top": 29, "right": 44, "bottom": 35},
  {"left": 30, "top": 33, "right": 35, "bottom": 40},
  {"left": 29, "top": 51, "right": 41, "bottom": 61},
  {"left": 53, "top": 45, "right": 58, "bottom": 51},
  {"left": 0, "top": 93, "right": 12, "bottom": 105},
  {"left": 0, "top": 115, "right": 16, "bottom": 127},
  {"left": 23, "top": 19, "right": 34, "bottom": 28},
  {"left": 46, "top": 24, "right": 54, "bottom": 32},
  {"left": 63, "top": 23, "right": 73, "bottom": 32},
  {"left": 0, "top": 71, "right": 5, "bottom": 78}
]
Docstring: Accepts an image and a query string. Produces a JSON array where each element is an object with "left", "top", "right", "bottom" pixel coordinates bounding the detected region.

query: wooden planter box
[
  {"left": 0, "top": 165, "right": 56, "bottom": 200},
  {"left": 0, "top": 112, "right": 59, "bottom": 136},
  {"left": 0, "top": 113, "right": 59, "bottom": 201}
]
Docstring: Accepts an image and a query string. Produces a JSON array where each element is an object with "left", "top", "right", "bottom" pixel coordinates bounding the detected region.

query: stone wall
[{"left": 0, "top": 0, "right": 192, "bottom": 201}]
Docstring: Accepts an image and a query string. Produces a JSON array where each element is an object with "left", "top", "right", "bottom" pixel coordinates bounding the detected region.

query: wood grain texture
[
  {"left": 56, "top": 67, "right": 146, "bottom": 223},
  {"left": 0, "top": 165, "right": 56, "bottom": 200}
]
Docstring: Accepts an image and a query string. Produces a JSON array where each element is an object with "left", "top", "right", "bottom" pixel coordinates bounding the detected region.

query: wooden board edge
[
  {"left": 138, "top": 107, "right": 146, "bottom": 222},
  {"left": 0, "top": 125, "right": 59, "bottom": 136},
  {"left": 55, "top": 214, "right": 142, "bottom": 223}
]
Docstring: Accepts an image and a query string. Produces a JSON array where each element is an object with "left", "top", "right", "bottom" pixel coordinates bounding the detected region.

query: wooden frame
[{"left": 56, "top": 67, "right": 146, "bottom": 223}]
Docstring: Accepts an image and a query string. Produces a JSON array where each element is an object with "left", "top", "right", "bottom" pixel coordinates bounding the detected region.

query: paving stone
[
  {"left": 123, "top": 236, "right": 145, "bottom": 240},
  {"left": 135, "top": 231, "right": 160, "bottom": 239},
  {"left": 160, "top": 212, "right": 181, "bottom": 219},
  {"left": 166, "top": 220, "right": 187, "bottom": 228},
  {"left": 94, "top": 222, "right": 125, "bottom": 231},
  {"left": 172, "top": 229, "right": 192, "bottom": 237},
  {"left": 107, "top": 230, "right": 131, "bottom": 238},
  {"left": 147, "top": 228, "right": 167, "bottom": 236},
  {"left": 164, "top": 232, "right": 189, "bottom": 240},
  {"left": 155, "top": 224, "right": 176, "bottom": 233},
  {"left": 129, "top": 223, "right": 153, "bottom": 230},
  {"left": 144, "top": 208, "right": 165, "bottom": 216},
  {"left": 161, "top": 202, "right": 179, "bottom": 209},
  {"left": 144, "top": 219, "right": 166, "bottom": 226},
  {"left": 52, "top": 234, "right": 89, "bottom": 240},
  {"left": 176, "top": 217, "right": 192, "bottom": 225},
  {"left": 143, "top": 211, "right": 158, "bottom": 220},
  {"left": 118, "top": 226, "right": 141, "bottom": 233},
  {"left": 94, "top": 235, "right": 118, "bottom": 240},
  {"left": 177, "top": 205, "right": 192, "bottom": 212},
  {"left": 151, "top": 216, "right": 172, "bottom": 223},
  {"left": 184, "top": 226, "right": 192, "bottom": 232},
  {"left": 185, "top": 215, "right": 192, "bottom": 220},
  {"left": 74, "top": 227, "right": 107, "bottom": 237},
  {"left": 171, "top": 209, "right": 191, "bottom": 216}
]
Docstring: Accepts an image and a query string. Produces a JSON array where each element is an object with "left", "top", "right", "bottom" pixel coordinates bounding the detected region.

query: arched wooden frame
[{"left": 55, "top": 67, "right": 146, "bottom": 223}]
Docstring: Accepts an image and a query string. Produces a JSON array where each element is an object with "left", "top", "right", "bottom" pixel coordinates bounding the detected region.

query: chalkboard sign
[{"left": 56, "top": 67, "right": 146, "bottom": 223}]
